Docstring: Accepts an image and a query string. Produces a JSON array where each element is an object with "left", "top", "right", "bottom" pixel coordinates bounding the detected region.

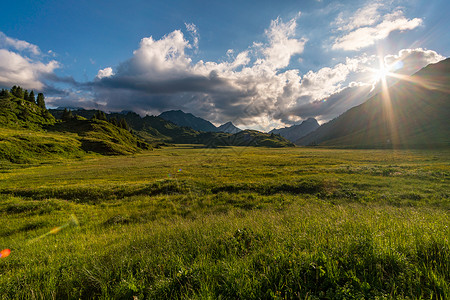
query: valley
[{"left": 1, "top": 146, "right": 448, "bottom": 298}]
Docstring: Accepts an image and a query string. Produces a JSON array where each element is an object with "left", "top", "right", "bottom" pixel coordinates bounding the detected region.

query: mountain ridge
[
  {"left": 296, "top": 58, "right": 450, "bottom": 148},
  {"left": 217, "top": 121, "right": 242, "bottom": 134},
  {"left": 159, "top": 110, "right": 219, "bottom": 132},
  {"left": 269, "top": 118, "right": 320, "bottom": 142}
]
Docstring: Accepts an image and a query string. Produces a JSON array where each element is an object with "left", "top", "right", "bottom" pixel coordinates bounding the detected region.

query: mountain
[
  {"left": 217, "top": 121, "right": 242, "bottom": 134},
  {"left": 159, "top": 110, "right": 218, "bottom": 132},
  {"left": 49, "top": 109, "right": 295, "bottom": 148},
  {"left": 269, "top": 118, "right": 319, "bottom": 142},
  {"left": 296, "top": 58, "right": 450, "bottom": 148}
]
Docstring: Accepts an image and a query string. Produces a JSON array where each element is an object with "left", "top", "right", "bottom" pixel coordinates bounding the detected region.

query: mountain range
[
  {"left": 48, "top": 109, "right": 294, "bottom": 148},
  {"left": 158, "top": 110, "right": 242, "bottom": 134},
  {"left": 159, "top": 110, "right": 218, "bottom": 132}
]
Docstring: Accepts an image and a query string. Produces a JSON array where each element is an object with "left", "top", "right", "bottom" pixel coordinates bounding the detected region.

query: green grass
[
  {"left": 0, "top": 147, "right": 449, "bottom": 299},
  {"left": 0, "top": 128, "right": 86, "bottom": 164}
]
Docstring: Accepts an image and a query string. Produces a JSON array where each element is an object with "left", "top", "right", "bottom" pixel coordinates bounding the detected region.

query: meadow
[{"left": 0, "top": 146, "right": 449, "bottom": 299}]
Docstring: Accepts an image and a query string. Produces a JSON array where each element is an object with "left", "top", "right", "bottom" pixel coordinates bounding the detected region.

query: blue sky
[{"left": 0, "top": 0, "right": 448, "bottom": 130}]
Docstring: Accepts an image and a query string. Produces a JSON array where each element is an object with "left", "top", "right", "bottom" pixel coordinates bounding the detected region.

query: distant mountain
[
  {"left": 217, "top": 121, "right": 242, "bottom": 134},
  {"left": 159, "top": 110, "right": 218, "bottom": 132},
  {"left": 296, "top": 58, "right": 450, "bottom": 148},
  {"left": 115, "top": 112, "right": 293, "bottom": 147},
  {"left": 269, "top": 118, "right": 319, "bottom": 142},
  {"left": 50, "top": 109, "right": 293, "bottom": 148},
  {"left": 56, "top": 106, "right": 84, "bottom": 111}
]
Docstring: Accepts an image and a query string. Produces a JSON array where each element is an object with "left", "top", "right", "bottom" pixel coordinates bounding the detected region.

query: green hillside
[
  {"left": 197, "top": 130, "right": 295, "bottom": 147},
  {"left": 0, "top": 89, "right": 55, "bottom": 130},
  {"left": 50, "top": 118, "right": 151, "bottom": 155},
  {"left": 110, "top": 112, "right": 201, "bottom": 144},
  {"left": 0, "top": 127, "right": 84, "bottom": 164},
  {"left": 296, "top": 58, "right": 450, "bottom": 148},
  {"left": 0, "top": 87, "right": 150, "bottom": 163}
]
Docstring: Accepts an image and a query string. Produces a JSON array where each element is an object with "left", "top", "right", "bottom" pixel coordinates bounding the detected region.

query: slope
[
  {"left": 217, "top": 122, "right": 242, "bottom": 134},
  {"left": 0, "top": 90, "right": 150, "bottom": 164},
  {"left": 269, "top": 118, "right": 319, "bottom": 142},
  {"left": 49, "top": 118, "right": 151, "bottom": 155},
  {"left": 296, "top": 58, "right": 450, "bottom": 148},
  {"left": 159, "top": 110, "right": 218, "bottom": 132}
]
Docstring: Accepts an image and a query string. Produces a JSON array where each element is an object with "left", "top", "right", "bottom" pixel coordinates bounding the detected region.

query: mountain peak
[
  {"left": 269, "top": 118, "right": 320, "bottom": 142},
  {"left": 159, "top": 110, "right": 218, "bottom": 132},
  {"left": 217, "top": 121, "right": 242, "bottom": 134}
]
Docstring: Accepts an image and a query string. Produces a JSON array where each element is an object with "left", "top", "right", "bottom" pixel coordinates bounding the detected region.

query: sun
[{"left": 373, "top": 64, "right": 389, "bottom": 82}]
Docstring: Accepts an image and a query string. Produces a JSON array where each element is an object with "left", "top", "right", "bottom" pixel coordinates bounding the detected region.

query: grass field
[{"left": 0, "top": 146, "right": 449, "bottom": 299}]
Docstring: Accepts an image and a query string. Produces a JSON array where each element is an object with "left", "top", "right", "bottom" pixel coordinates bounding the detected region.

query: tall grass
[{"left": 0, "top": 147, "right": 449, "bottom": 298}]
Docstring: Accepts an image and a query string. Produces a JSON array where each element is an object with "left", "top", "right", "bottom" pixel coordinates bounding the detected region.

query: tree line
[
  {"left": 0, "top": 85, "right": 46, "bottom": 109},
  {"left": 1, "top": 85, "right": 130, "bottom": 131},
  {"left": 61, "top": 108, "right": 130, "bottom": 131}
]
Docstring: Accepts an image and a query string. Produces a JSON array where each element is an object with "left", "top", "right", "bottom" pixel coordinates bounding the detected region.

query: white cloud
[
  {"left": 96, "top": 67, "right": 114, "bottom": 79},
  {"left": 118, "top": 30, "right": 193, "bottom": 80},
  {"left": 384, "top": 48, "right": 445, "bottom": 73},
  {"left": 335, "top": 3, "right": 382, "bottom": 31},
  {"left": 85, "top": 15, "right": 310, "bottom": 129},
  {"left": 0, "top": 32, "right": 41, "bottom": 55},
  {"left": 185, "top": 23, "right": 199, "bottom": 49},
  {"left": 0, "top": 49, "right": 59, "bottom": 90},
  {"left": 262, "top": 16, "right": 307, "bottom": 69},
  {"left": 333, "top": 9, "right": 422, "bottom": 51}
]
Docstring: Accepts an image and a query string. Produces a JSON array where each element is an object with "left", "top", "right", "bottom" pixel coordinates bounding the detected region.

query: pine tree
[
  {"left": 11, "top": 86, "right": 24, "bottom": 98},
  {"left": 109, "top": 117, "right": 119, "bottom": 127},
  {"left": 0, "top": 89, "right": 10, "bottom": 98},
  {"left": 10, "top": 86, "right": 17, "bottom": 96},
  {"left": 94, "top": 110, "right": 107, "bottom": 121},
  {"left": 62, "top": 108, "right": 73, "bottom": 121},
  {"left": 23, "top": 90, "right": 29, "bottom": 101},
  {"left": 29, "top": 91, "right": 36, "bottom": 103},
  {"left": 119, "top": 118, "right": 129, "bottom": 131},
  {"left": 36, "top": 93, "right": 46, "bottom": 109}
]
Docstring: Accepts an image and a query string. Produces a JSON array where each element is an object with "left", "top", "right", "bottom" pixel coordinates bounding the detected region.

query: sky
[{"left": 0, "top": 0, "right": 448, "bottom": 131}]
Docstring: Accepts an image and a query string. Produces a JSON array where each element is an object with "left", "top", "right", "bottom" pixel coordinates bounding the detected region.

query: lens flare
[
  {"left": 28, "top": 214, "right": 80, "bottom": 244},
  {"left": 50, "top": 227, "right": 62, "bottom": 234},
  {"left": 0, "top": 249, "right": 11, "bottom": 258}
]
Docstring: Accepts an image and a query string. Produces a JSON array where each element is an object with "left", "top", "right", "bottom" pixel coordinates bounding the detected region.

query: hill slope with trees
[{"left": 0, "top": 87, "right": 150, "bottom": 163}]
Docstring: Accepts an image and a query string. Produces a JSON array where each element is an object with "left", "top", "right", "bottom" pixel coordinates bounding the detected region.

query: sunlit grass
[{"left": 0, "top": 146, "right": 449, "bottom": 298}]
